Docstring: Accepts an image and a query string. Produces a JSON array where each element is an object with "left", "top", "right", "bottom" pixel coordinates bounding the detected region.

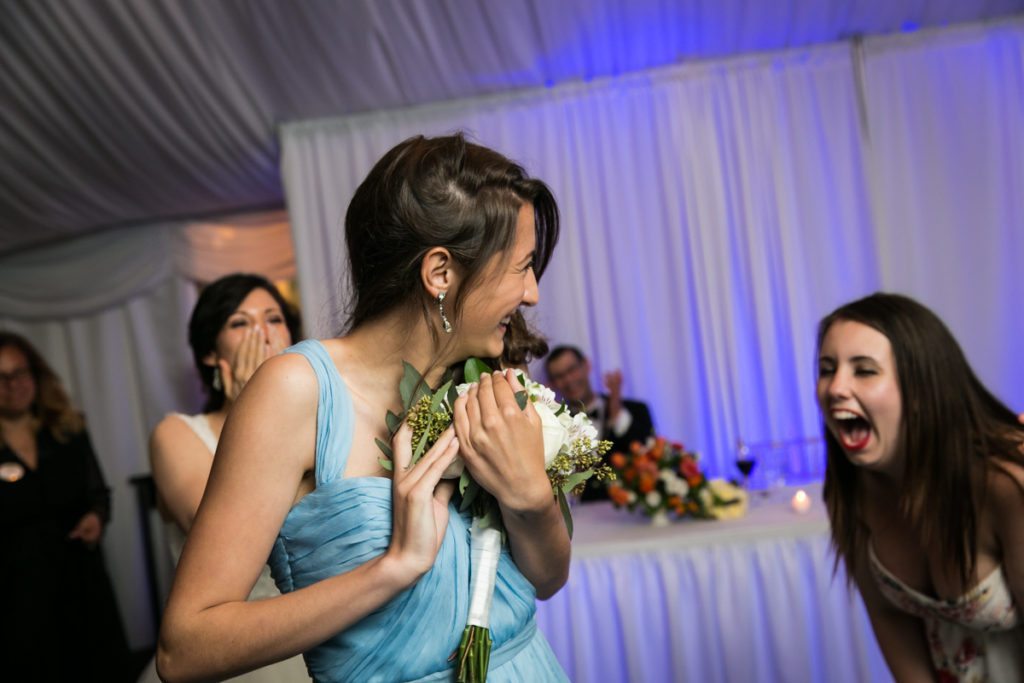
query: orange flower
[
  {"left": 608, "top": 485, "right": 630, "bottom": 506},
  {"left": 609, "top": 453, "right": 627, "bottom": 469},
  {"left": 667, "top": 495, "right": 683, "bottom": 509},
  {"left": 686, "top": 500, "right": 700, "bottom": 513},
  {"left": 622, "top": 467, "right": 637, "bottom": 485},
  {"left": 686, "top": 474, "right": 703, "bottom": 488},
  {"left": 629, "top": 441, "right": 644, "bottom": 455},
  {"left": 638, "top": 473, "right": 656, "bottom": 494}
]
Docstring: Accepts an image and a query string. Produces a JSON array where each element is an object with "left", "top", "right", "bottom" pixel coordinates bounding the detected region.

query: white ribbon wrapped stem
[{"left": 466, "top": 519, "right": 502, "bottom": 629}]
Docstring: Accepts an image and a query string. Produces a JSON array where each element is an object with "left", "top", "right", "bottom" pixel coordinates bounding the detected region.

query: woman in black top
[{"left": 0, "top": 331, "right": 130, "bottom": 681}]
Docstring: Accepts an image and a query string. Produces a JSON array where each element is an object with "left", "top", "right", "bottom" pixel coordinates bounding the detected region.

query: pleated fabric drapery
[
  {"left": 282, "top": 19, "right": 1024, "bottom": 481},
  {"left": 0, "top": 210, "right": 295, "bottom": 648}
]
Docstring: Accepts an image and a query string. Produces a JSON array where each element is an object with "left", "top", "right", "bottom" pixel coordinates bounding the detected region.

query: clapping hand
[{"left": 603, "top": 369, "right": 623, "bottom": 422}]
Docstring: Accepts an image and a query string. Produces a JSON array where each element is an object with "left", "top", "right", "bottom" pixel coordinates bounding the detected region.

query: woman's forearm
[
  {"left": 158, "top": 553, "right": 416, "bottom": 683},
  {"left": 500, "top": 495, "right": 570, "bottom": 600}
]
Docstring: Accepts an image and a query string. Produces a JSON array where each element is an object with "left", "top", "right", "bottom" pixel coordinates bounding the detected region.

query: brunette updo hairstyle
[
  {"left": 343, "top": 133, "right": 559, "bottom": 344},
  {"left": 188, "top": 274, "right": 302, "bottom": 412}
]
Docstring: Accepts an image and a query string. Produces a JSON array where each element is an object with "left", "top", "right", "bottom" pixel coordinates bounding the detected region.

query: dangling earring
[
  {"left": 212, "top": 367, "right": 222, "bottom": 391},
  {"left": 438, "top": 291, "right": 453, "bottom": 334}
]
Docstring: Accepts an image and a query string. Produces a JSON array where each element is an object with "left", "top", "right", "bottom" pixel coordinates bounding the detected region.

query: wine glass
[{"left": 735, "top": 438, "right": 757, "bottom": 490}]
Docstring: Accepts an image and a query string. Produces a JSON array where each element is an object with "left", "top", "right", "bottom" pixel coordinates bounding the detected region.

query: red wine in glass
[
  {"left": 736, "top": 439, "right": 756, "bottom": 489},
  {"left": 736, "top": 458, "right": 756, "bottom": 479}
]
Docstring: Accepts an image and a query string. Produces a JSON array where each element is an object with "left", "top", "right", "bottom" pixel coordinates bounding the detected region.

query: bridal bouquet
[
  {"left": 606, "top": 437, "right": 747, "bottom": 524},
  {"left": 377, "top": 358, "right": 613, "bottom": 682}
]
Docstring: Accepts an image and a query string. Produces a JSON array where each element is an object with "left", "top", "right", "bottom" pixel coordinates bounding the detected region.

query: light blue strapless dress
[{"left": 269, "top": 340, "right": 568, "bottom": 683}]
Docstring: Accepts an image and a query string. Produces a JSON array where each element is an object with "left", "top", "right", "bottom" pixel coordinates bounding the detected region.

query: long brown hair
[
  {"left": 818, "top": 293, "right": 1024, "bottom": 589},
  {"left": 0, "top": 331, "right": 84, "bottom": 442}
]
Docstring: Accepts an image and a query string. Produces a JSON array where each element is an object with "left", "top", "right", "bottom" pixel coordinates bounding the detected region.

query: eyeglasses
[{"left": 0, "top": 367, "right": 32, "bottom": 387}]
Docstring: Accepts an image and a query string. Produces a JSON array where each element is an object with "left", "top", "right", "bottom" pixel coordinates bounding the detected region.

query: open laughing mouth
[{"left": 831, "top": 409, "right": 872, "bottom": 451}]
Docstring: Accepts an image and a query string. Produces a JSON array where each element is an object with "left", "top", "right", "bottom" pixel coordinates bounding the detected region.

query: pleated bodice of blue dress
[{"left": 268, "top": 340, "right": 567, "bottom": 683}]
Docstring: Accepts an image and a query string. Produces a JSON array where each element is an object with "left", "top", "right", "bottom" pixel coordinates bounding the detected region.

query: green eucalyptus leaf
[
  {"left": 514, "top": 390, "right": 527, "bottom": 410},
  {"left": 377, "top": 456, "right": 393, "bottom": 472},
  {"left": 412, "top": 379, "right": 432, "bottom": 405},
  {"left": 555, "top": 402, "right": 567, "bottom": 417},
  {"left": 411, "top": 427, "right": 430, "bottom": 465},
  {"left": 431, "top": 380, "right": 453, "bottom": 413},
  {"left": 557, "top": 488, "right": 574, "bottom": 539},
  {"left": 463, "top": 357, "right": 491, "bottom": 384},
  {"left": 447, "top": 382, "right": 459, "bottom": 407},
  {"left": 375, "top": 438, "right": 393, "bottom": 459},
  {"left": 385, "top": 410, "right": 402, "bottom": 435},
  {"left": 562, "top": 469, "right": 593, "bottom": 493},
  {"left": 399, "top": 361, "right": 423, "bottom": 409},
  {"left": 459, "top": 470, "right": 471, "bottom": 496}
]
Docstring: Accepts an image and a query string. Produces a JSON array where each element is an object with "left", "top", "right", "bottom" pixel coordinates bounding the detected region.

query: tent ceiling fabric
[{"left": 2, "top": 0, "right": 1021, "bottom": 255}]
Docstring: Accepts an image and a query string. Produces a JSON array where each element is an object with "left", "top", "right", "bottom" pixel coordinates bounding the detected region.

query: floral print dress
[{"left": 869, "top": 544, "right": 1023, "bottom": 682}]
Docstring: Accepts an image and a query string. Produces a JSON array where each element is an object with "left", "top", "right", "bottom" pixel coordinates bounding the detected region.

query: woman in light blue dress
[{"left": 157, "top": 134, "right": 570, "bottom": 682}]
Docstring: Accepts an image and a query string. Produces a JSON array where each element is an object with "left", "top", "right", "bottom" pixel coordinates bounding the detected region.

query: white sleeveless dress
[
  {"left": 869, "top": 544, "right": 1023, "bottom": 681},
  {"left": 137, "top": 413, "right": 311, "bottom": 682}
]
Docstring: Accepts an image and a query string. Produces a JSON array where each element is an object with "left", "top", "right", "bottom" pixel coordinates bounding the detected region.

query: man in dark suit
[{"left": 544, "top": 345, "right": 655, "bottom": 501}]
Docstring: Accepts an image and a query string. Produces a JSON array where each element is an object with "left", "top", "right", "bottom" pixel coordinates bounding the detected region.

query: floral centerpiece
[
  {"left": 606, "top": 437, "right": 747, "bottom": 525},
  {"left": 376, "top": 358, "right": 613, "bottom": 682}
]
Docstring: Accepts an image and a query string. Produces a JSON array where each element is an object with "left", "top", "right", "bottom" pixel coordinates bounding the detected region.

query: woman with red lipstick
[{"left": 817, "top": 293, "right": 1024, "bottom": 681}]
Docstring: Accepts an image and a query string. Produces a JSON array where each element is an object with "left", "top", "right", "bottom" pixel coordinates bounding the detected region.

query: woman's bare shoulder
[
  {"left": 150, "top": 413, "right": 207, "bottom": 458},
  {"left": 988, "top": 457, "right": 1024, "bottom": 501},
  {"left": 245, "top": 350, "right": 319, "bottom": 401}
]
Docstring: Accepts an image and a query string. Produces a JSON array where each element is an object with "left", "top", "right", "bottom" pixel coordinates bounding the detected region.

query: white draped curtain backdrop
[
  {"left": 0, "top": 211, "right": 295, "bottom": 647},
  {"left": 3, "top": 15, "right": 1022, "bottom": 654},
  {"left": 283, "top": 19, "right": 1024, "bottom": 482}
]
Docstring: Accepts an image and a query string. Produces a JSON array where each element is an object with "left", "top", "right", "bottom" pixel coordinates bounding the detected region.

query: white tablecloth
[{"left": 535, "top": 485, "right": 892, "bottom": 683}]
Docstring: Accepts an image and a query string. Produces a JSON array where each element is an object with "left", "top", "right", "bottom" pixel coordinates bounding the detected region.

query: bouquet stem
[
  {"left": 456, "top": 520, "right": 501, "bottom": 682},
  {"left": 456, "top": 625, "right": 492, "bottom": 682}
]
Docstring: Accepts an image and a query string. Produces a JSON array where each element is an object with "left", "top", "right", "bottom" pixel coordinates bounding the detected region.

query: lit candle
[{"left": 791, "top": 489, "right": 811, "bottom": 514}]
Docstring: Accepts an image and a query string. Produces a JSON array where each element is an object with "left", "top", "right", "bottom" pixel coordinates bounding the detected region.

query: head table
[{"left": 534, "top": 484, "right": 892, "bottom": 683}]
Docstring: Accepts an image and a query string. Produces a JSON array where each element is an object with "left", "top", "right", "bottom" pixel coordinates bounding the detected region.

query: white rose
[
  {"left": 627, "top": 491, "right": 637, "bottom": 504},
  {"left": 645, "top": 491, "right": 662, "bottom": 507},
  {"left": 534, "top": 401, "right": 570, "bottom": 467}
]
